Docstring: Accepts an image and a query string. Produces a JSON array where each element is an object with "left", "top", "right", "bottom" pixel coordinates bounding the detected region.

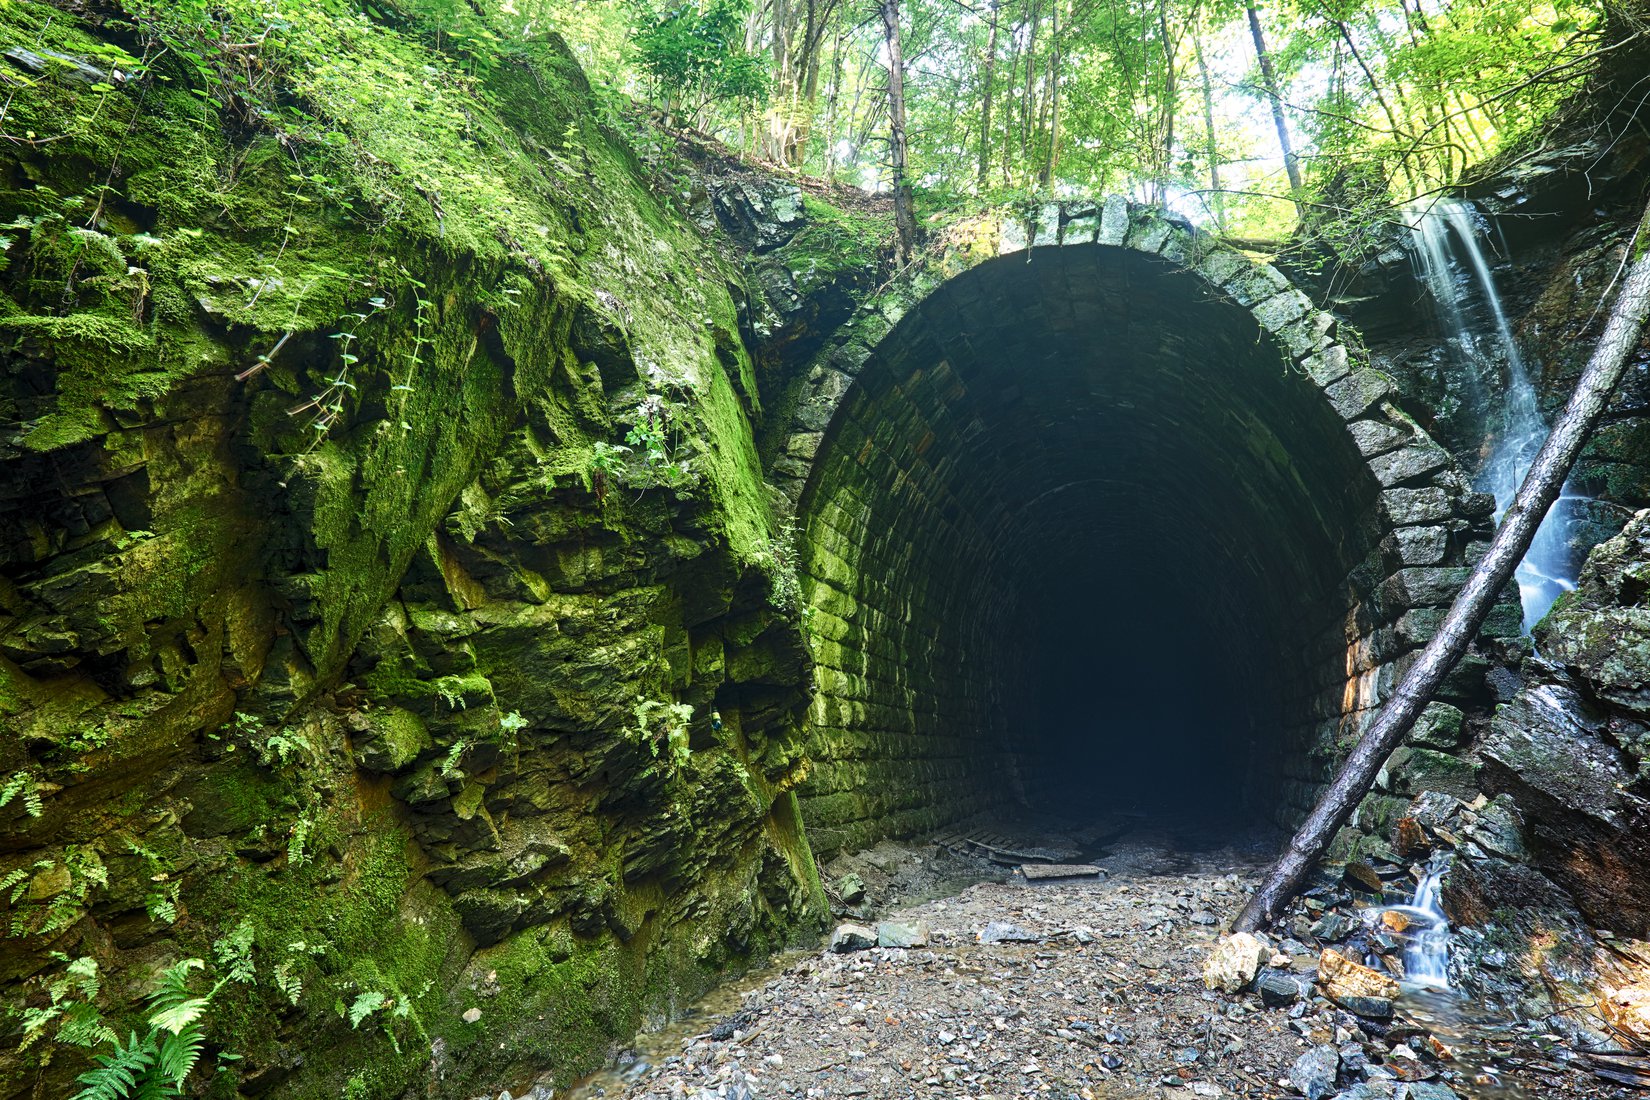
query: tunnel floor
[{"left": 567, "top": 813, "right": 1605, "bottom": 1100}]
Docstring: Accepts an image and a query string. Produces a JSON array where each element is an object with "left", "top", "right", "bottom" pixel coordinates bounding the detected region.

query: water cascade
[
  {"left": 1381, "top": 858, "right": 1454, "bottom": 990},
  {"left": 1407, "top": 198, "right": 1582, "bottom": 630}
]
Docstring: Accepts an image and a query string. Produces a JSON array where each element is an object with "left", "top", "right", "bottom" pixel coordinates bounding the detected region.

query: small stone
[
  {"left": 1338, "top": 1041, "right": 1369, "bottom": 1076},
  {"left": 834, "top": 873, "right": 866, "bottom": 905},
  {"left": 1400, "top": 1084, "right": 1460, "bottom": 1100},
  {"left": 1289, "top": 1044, "right": 1340, "bottom": 1100},
  {"left": 978, "top": 921, "right": 1037, "bottom": 943},
  {"left": 461, "top": 1007, "right": 482, "bottom": 1024},
  {"left": 829, "top": 922, "right": 878, "bottom": 952},
  {"left": 876, "top": 920, "right": 930, "bottom": 948},
  {"left": 1257, "top": 970, "right": 1304, "bottom": 1008},
  {"left": 1203, "top": 933, "right": 1270, "bottom": 994}
]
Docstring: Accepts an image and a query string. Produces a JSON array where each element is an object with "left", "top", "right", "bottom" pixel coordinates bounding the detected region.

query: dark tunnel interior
[{"left": 795, "top": 244, "right": 1389, "bottom": 853}]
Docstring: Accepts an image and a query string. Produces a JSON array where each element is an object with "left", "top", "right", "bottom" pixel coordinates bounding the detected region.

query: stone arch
[{"left": 766, "top": 198, "right": 1498, "bottom": 856}]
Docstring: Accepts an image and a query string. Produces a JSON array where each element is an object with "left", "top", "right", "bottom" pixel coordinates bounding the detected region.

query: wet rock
[
  {"left": 1256, "top": 970, "right": 1306, "bottom": 1007},
  {"left": 829, "top": 922, "right": 878, "bottom": 952},
  {"left": 1318, "top": 949, "right": 1400, "bottom": 1005},
  {"left": 1409, "top": 703, "right": 1464, "bottom": 750},
  {"left": 1289, "top": 1043, "right": 1341, "bottom": 1099},
  {"left": 876, "top": 920, "right": 930, "bottom": 948},
  {"left": 835, "top": 872, "right": 867, "bottom": 904},
  {"left": 1334, "top": 1083, "right": 1397, "bottom": 1099},
  {"left": 1333, "top": 995, "right": 1394, "bottom": 1020},
  {"left": 1203, "top": 932, "right": 1271, "bottom": 994},
  {"left": 1463, "top": 794, "right": 1526, "bottom": 860},
  {"left": 977, "top": 920, "right": 1037, "bottom": 943},
  {"left": 1483, "top": 684, "right": 1626, "bottom": 826},
  {"left": 1398, "top": 1083, "right": 1459, "bottom": 1100}
]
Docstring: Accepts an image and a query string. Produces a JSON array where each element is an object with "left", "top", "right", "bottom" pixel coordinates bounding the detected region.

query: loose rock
[
  {"left": 829, "top": 922, "right": 878, "bottom": 952},
  {"left": 1203, "top": 932, "right": 1271, "bottom": 993},
  {"left": 1289, "top": 1043, "right": 1341, "bottom": 1100}
]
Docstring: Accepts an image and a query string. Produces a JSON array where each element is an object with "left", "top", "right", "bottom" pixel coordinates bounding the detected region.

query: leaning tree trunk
[
  {"left": 1234, "top": 199, "right": 1650, "bottom": 933},
  {"left": 880, "top": 0, "right": 917, "bottom": 263}
]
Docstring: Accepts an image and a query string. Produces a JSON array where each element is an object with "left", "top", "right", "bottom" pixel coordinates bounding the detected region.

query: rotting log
[{"left": 1234, "top": 198, "right": 1650, "bottom": 933}]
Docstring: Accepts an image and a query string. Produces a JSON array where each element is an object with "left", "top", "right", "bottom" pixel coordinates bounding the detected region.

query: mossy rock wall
[{"left": 0, "top": 3, "right": 823, "bottom": 1097}]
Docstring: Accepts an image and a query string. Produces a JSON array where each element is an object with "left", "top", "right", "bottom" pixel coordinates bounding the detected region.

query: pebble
[
  {"left": 555, "top": 827, "right": 1591, "bottom": 1100},
  {"left": 1290, "top": 1043, "right": 1342, "bottom": 1100}
]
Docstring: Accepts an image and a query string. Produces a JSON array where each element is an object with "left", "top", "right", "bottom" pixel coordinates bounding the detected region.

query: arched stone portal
[{"left": 770, "top": 200, "right": 1499, "bottom": 857}]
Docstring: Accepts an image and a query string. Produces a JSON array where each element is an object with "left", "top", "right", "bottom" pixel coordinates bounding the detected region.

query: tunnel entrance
[{"left": 789, "top": 235, "right": 1461, "bottom": 858}]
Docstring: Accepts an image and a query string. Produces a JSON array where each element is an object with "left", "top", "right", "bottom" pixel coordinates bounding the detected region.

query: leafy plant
[
  {"left": 70, "top": 958, "right": 219, "bottom": 1100},
  {"left": 437, "top": 738, "right": 469, "bottom": 781},
  {"left": 4, "top": 847, "right": 108, "bottom": 940},
  {"left": 766, "top": 519, "right": 803, "bottom": 614},
  {"left": 0, "top": 770, "right": 44, "bottom": 818},
  {"left": 125, "top": 842, "right": 179, "bottom": 925},
  {"left": 628, "top": 696, "right": 694, "bottom": 770},
  {"left": 286, "top": 813, "right": 315, "bottom": 868}
]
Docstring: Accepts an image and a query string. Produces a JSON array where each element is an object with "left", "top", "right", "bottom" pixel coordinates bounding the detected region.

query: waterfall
[
  {"left": 1376, "top": 857, "right": 1453, "bottom": 990},
  {"left": 1407, "top": 198, "right": 1580, "bottom": 631}
]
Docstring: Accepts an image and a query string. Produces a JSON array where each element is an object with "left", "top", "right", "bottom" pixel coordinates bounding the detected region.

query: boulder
[
  {"left": 1317, "top": 949, "right": 1400, "bottom": 1005},
  {"left": 1289, "top": 1044, "right": 1340, "bottom": 1100},
  {"left": 876, "top": 921, "right": 930, "bottom": 949},
  {"left": 829, "top": 922, "right": 878, "bottom": 953},
  {"left": 1203, "top": 933, "right": 1270, "bottom": 994},
  {"left": 1601, "top": 982, "right": 1650, "bottom": 1046},
  {"left": 978, "top": 921, "right": 1037, "bottom": 944}
]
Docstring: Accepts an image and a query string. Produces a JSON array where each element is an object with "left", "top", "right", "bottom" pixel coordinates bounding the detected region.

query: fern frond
[
  {"left": 144, "top": 959, "right": 204, "bottom": 1019},
  {"left": 72, "top": 1031, "right": 156, "bottom": 1100},
  {"left": 57, "top": 1001, "right": 119, "bottom": 1049},
  {"left": 148, "top": 996, "right": 208, "bottom": 1036},
  {"left": 347, "top": 990, "right": 387, "bottom": 1028},
  {"left": 156, "top": 1023, "right": 205, "bottom": 1090}
]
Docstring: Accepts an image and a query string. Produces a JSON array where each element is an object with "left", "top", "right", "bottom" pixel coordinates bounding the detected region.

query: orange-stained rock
[
  {"left": 1602, "top": 983, "right": 1650, "bottom": 1045},
  {"left": 1318, "top": 948, "right": 1401, "bottom": 1002}
]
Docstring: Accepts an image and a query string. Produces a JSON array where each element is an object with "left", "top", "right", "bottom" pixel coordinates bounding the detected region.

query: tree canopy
[{"left": 417, "top": 0, "right": 1627, "bottom": 242}]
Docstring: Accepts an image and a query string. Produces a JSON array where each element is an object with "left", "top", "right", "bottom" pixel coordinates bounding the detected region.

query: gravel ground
[{"left": 559, "top": 824, "right": 1624, "bottom": 1100}]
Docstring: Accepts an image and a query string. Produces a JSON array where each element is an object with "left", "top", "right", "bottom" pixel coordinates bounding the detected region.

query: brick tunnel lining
[{"left": 795, "top": 245, "right": 1390, "bottom": 856}]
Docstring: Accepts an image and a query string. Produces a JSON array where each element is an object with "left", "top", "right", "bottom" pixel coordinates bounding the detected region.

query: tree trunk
[
  {"left": 1156, "top": 0, "right": 1176, "bottom": 209},
  {"left": 1193, "top": 16, "right": 1224, "bottom": 231},
  {"left": 978, "top": 0, "right": 1000, "bottom": 190},
  {"left": 1245, "top": 3, "right": 1302, "bottom": 212},
  {"left": 1020, "top": 0, "right": 1042, "bottom": 172},
  {"left": 880, "top": 0, "right": 917, "bottom": 263},
  {"left": 824, "top": 24, "right": 845, "bottom": 180},
  {"left": 1039, "top": 0, "right": 1062, "bottom": 186},
  {"left": 1233, "top": 201, "right": 1650, "bottom": 934}
]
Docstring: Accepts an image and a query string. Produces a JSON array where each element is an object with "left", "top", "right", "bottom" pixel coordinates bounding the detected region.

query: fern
[
  {"left": 287, "top": 814, "right": 313, "bottom": 867},
  {"left": 0, "top": 770, "right": 43, "bottom": 817},
  {"left": 56, "top": 1000, "right": 119, "bottom": 1049},
  {"left": 273, "top": 961, "right": 303, "bottom": 1006},
  {"left": 72, "top": 1031, "right": 156, "bottom": 1100},
  {"left": 347, "top": 990, "right": 387, "bottom": 1028},
  {"left": 155, "top": 1024, "right": 206, "bottom": 1090},
  {"left": 145, "top": 959, "right": 205, "bottom": 1027}
]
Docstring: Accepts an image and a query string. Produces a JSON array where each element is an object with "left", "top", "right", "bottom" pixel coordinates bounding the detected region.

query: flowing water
[
  {"left": 1380, "top": 856, "right": 1453, "bottom": 990},
  {"left": 1371, "top": 859, "right": 1534, "bottom": 1099},
  {"left": 1407, "top": 198, "right": 1583, "bottom": 631}
]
